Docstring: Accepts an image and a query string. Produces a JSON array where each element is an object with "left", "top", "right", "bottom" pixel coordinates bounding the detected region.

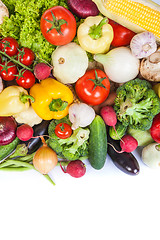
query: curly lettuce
[{"left": 0, "top": 0, "right": 69, "bottom": 62}]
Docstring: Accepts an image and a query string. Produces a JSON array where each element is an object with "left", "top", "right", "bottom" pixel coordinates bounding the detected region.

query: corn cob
[{"left": 92, "top": 0, "right": 160, "bottom": 42}]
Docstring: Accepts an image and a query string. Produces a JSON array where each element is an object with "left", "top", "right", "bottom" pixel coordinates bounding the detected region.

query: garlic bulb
[
  {"left": 69, "top": 103, "right": 95, "bottom": 130},
  {"left": 130, "top": 31, "right": 157, "bottom": 59}
]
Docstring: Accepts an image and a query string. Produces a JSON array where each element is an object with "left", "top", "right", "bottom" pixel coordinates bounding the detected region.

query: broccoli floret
[
  {"left": 47, "top": 116, "right": 90, "bottom": 160},
  {"left": 114, "top": 78, "right": 160, "bottom": 131}
]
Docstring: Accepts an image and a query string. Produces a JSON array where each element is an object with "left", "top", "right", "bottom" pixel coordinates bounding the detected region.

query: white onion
[
  {"left": 94, "top": 47, "right": 140, "bottom": 83},
  {"left": 130, "top": 31, "right": 157, "bottom": 59},
  {"left": 69, "top": 103, "right": 95, "bottom": 130}
]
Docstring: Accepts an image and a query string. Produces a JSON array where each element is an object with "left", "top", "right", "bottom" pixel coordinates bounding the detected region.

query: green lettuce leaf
[{"left": 0, "top": 0, "right": 68, "bottom": 62}]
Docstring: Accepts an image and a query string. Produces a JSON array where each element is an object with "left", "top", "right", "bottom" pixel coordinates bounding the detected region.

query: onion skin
[
  {"left": 0, "top": 116, "right": 17, "bottom": 146},
  {"left": 33, "top": 144, "right": 58, "bottom": 175},
  {"left": 67, "top": 0, "right": 99, "bottom": 18}
]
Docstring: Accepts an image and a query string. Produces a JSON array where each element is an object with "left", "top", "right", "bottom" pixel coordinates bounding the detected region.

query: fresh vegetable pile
[{"left": 0, "top": 0, "right": 160, "bottom": 185}]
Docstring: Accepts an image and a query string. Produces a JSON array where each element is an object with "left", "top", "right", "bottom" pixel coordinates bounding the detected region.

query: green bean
[
  {"left": 9, "top": 152, "right": 35, "bottom": 161},
  {"left": 0, "top": 167, "right": 30, "bottom": 171},
  {"left": 0, "top": 158, "right": 55, "bottom": 186},
  {"left": 0, "top": 161, "right": 14, "bottom": 168}
]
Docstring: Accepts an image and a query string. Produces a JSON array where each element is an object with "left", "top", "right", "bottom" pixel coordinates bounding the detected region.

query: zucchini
[
  {"left": 88, "top": 115, "right": 107, "bottom": 170},
  {"left": 0, "top": 137, "right": 20, "bottom": 162}
]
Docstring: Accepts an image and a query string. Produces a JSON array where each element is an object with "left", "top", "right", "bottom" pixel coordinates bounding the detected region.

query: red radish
[
  {"left": 34, "top": 62, "right": 52, "bottom": 80},
  {"left": 0, "top": 116, "right": 17, "bottom": 145},
  {"left": 100, "top": 105, "right": 117, "bottom": 131},
  {"left": 119, "top": 135, "right": 138, "bottom": 153},
  {"left": 16, "top": 124, "right": 34, "bottom": 141},
  {"left": 150, "top": 113, "right": 160, "bottom": 143},
  {"left": 60, "top": 160, "right": 86, "bottom": 178}
]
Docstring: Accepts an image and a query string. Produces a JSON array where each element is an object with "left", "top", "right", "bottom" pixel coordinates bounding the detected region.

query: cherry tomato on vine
[
  {"left": 109, "top": 19, "right": 136, "bottom": 47},
  {"left": 17, "top": 47, "right": 35, "bottom": 66},
  {"left": 40, "top": 6, "right": 77, "bottom": 46},
  {"left": 0, "top": 37, "right": 19, "bottom": 56},
  {"left": 16, "top": 69, "right": 35, "bottom": 89},
  {"left": 75, "top": 69, "right": 110, "bottom": 106},
  {"left": 0, "top": 61, "right": 18, "bottom": 81},
  {"left": 55, "top": 123, "right": 72, "bottom": 139}
]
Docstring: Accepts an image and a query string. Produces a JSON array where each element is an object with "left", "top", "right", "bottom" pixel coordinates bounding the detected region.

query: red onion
[
  {"left": 67, "top": 0, "right": 99, "bottom": 19},
  {"left": 0, "top": 116, "right": 17, "bottom": 146}
]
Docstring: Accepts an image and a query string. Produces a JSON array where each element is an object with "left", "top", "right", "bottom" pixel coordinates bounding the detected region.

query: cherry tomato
[
  {"left": 109, "top": 19, "right": 136, "bottom": 47},
  {"left": 17, "top": 47, "right": 35, "bottom": 66},
  {"left": 16, "top": 69, "right": 35, "bottom": 89},
  {"left": 0, "top": 55, "right": 2, "bottom": 63},
  {"left": 150, "top": 113, "right": 160, "bottom": 143},
  {"left": 75, "top": 69, "right": 110, "bottom": 106},
  {"left": 55, "top": 123, "right": 72, "bottom": 139},
  {"left": 0, "top": 37, "right": 19, "bottom": 56},
  {"left": 0, "top": 61, "right": 18, "bottom": 81},
  {"left": 40, "top": 6, "right": 76, "bottom": 46}
]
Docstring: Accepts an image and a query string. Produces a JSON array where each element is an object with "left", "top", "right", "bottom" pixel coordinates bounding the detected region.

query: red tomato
[
  {"left": 0, "top": 37, "right": 19, "bottom": 56},
  {"left": 109, "top": 19, "right": 136, "bottom": 47},
  {"left": 40, "top": 6, "right": 76, "bottom": 46},
  {"left": 75, "top": 69, "right": 110, "bottom": 106},
  {"left": 16, "top": 69, "right": 35, "bottom": 89},
  {"left": 150, "top": 113, "right": 160, "bottom": 143},
  {"left": 17, "top": 47, "right": 35, "bottom": 66},
  {"left": 55, "top": 123, "right": 72, "bottom": 139},
  {"left": 0, "top": 61, "right": 18, "bottom": 81},
  {"left": 0, "top": 55, "right": 2, "bottom": 63}
]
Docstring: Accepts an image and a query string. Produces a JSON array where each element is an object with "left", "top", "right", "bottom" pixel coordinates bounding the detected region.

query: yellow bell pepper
[
  {"left": 153, "top": 83, "right": 160, "bottom": 97},
  {"left": 0, "top": 86, "right": 34, "bottom": 116},
  {"left": 30, "top": 78, "right": 74, "bottom": 120},
  {"left": 77, "top": 15, "right": 113, "bottom": 54}
]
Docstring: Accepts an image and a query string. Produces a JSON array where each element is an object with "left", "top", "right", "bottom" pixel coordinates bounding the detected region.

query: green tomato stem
[{"left": 0, "top": 50, "right": 33, "bottom": 71}]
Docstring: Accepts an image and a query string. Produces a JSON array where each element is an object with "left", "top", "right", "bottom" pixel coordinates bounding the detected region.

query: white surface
[
  {"left": 0, "top": 149, "right": 160, "bottom": 240},
  {"left": 1, "top": 1, "right": 160, "bottom": 240}
]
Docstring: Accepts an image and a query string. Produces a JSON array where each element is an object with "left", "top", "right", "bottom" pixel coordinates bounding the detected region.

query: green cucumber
[
  {"left": 88, "top": 115, "right": 107, "bottom": 170},
  {"left": 0, "top": 137, "right": 20, "bottom": 162}
]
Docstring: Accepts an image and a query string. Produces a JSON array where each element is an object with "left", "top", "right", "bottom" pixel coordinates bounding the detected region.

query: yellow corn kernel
[{"left": 104, "top": 0, "right": 160, "bottom": 39}]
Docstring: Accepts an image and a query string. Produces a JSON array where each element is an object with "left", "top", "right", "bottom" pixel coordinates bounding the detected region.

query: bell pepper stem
[
  {"left": 49, "top": 98, "right": 68, "bottom": 112},
  {"left": 19, "top": 92, "right": 35, "bottom": 104},
  {"left": 89, "top": 17, "right": 108, "bottom": 40}
]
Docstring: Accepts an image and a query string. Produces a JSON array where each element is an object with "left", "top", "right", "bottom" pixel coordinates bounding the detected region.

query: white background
[
  {"left": 1, "top": 149, "right": 160, "bottom": 240},
  {"left": 1, "top": 1, "right": 160, "bottom": 240}
]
